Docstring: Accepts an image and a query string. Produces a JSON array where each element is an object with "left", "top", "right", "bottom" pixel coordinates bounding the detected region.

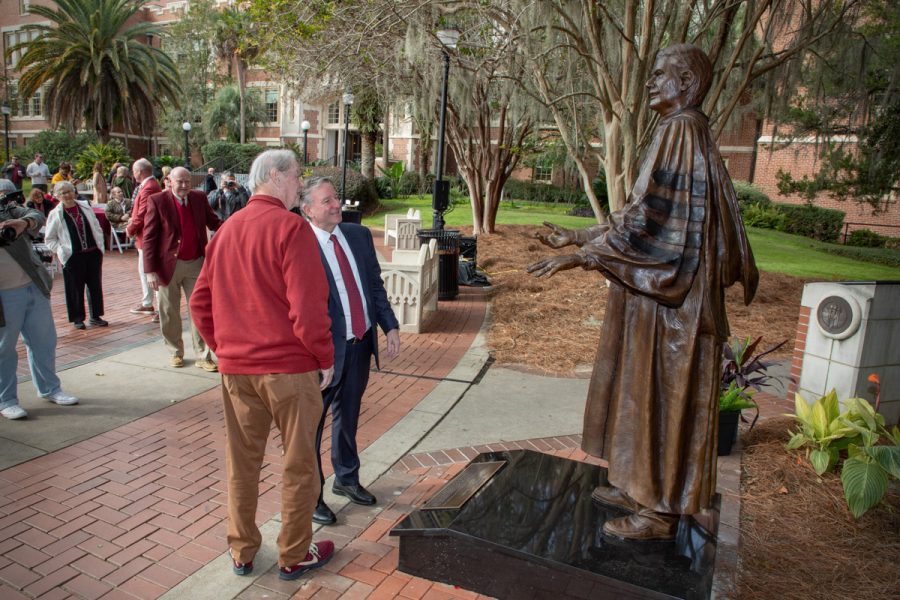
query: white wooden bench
[
  {"left": 384, "top": 208, "right": 421, "bottom": 247},
  {"left": 379, "top": 238, "right": 438, "bottom": 333}
]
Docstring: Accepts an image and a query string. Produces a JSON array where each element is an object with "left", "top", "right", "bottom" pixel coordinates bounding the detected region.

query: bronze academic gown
[{"left": 576, "top": 108, "right": 758, "bottom": 515}]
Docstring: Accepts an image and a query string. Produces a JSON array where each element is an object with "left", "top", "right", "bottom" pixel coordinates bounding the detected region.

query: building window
[
  {"left": 9, "top": 83, "right": 44, "bottom": 118},
  {"left": 533, "top": 162, "right": 552, "bottom": 183},
  {"left": 19, "top": 0, "right": 28, "bottom": 15},
  {"left": 327, "top": 102, "right": 340, "bottom": 125},
  {"left": 264, "top": 88, "right": 279, "bottom": 123},
  {"left": 4, "top": 29, "right": 39, "bottom": 69}
]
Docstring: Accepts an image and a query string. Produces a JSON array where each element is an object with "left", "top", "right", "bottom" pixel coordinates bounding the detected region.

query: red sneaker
[
  {"left": 232, "top": 559, "right": 253, "bottom": 576},
  {"left": 278, "top": 540, "right": 334, "bottom": 580}
]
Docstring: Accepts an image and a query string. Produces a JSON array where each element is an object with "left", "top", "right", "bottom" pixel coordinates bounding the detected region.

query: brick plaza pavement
[{"left": 3, "top": 231, "right": 499, "bottom": 599}]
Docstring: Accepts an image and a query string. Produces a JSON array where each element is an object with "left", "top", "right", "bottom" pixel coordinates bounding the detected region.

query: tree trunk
[
  {"left": 382, "top": 104, "right": 390, "bottom": 167},
  {"left": 361, "top": 131, "right": 377, "bottom": 179},
  {"left": 236, "top": 58, "right": 247, "bottom": 144}
]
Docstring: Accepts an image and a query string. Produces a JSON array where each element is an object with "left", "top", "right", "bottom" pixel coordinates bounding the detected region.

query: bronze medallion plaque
[{"left": 817, "top": 295, "right": 853, "bottom": 336}]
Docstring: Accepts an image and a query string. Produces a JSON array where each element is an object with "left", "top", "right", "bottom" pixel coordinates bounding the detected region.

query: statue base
[{"left": 391, "top": 450, "right": 717, "bottom": 600}]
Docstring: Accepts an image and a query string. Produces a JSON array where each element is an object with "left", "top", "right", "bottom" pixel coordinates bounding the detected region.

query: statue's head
[{"left": 647, "top": 44, "right": 713, "bottom": 117}]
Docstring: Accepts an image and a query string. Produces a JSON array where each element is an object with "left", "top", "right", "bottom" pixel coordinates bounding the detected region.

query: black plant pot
[{"left": 718, "top": 410, "right": 741, "bottom": 456}]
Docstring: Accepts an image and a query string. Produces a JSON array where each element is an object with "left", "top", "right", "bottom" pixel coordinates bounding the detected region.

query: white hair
[
  {"left": 133, "top": 158, "right": 153, "bottom": 175},
  {"left": 53, "top": 181, "right": 76, "bottom": 196},
  {"left": 246, "top": 150, "right": 297, "bottom": 193}
]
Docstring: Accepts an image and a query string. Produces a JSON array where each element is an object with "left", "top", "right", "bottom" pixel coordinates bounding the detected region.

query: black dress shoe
[
  {"left": 73, "top": 321, "right": 86, "bottom": 330},
  {"left": 90, "top": 318, "right": 109, "bottom": 327},
  {"left": 332, "top": 482, "right": 376, "bottom": 506},
  {"left": 312, "top": 502, "right": 336, "bottom": 525}
]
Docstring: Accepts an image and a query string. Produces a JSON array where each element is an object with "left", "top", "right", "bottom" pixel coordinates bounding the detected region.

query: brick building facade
[{"left": 2, "top": 1, "right": 897, "bottom": 236}]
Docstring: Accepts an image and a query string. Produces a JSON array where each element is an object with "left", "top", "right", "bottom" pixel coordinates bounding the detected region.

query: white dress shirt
[{"left": 310, "top": 224, "right": 371, "bottom": 339}]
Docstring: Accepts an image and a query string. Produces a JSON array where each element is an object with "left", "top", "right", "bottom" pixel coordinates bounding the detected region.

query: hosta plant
[{"left": 787, "top": 389, "right": 900, "bottom": 518}]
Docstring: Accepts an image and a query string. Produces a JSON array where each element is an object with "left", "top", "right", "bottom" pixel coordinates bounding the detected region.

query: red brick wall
[
  {"left": 754, "top": 140, "right": 900, "bottom": 238},
  {"left": 787, "top": 306, "right": 811, "bottom": 398},
  {"left": 390, "top": 138, "right": 408, "bottom": 162}
]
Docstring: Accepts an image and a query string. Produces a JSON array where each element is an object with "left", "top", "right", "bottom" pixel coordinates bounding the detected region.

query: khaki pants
[
  {"left": 157, "top": 257, "right": 211, "bottom": 361},
  {"left": 222, "top": 371, "right": 322, "bottom": 567}
]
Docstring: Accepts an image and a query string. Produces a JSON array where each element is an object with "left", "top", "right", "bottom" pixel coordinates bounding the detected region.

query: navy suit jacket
[{"left": 318, "top": 223, "right": 398, "bottom": 383}]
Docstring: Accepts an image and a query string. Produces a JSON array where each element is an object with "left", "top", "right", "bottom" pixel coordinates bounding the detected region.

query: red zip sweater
[{"left": 189, "top": 195, "right": 334, "bottom": 375}]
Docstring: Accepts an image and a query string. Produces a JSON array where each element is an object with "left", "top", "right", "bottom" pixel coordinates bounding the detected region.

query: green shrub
[
  {"left": 847, "top": 229, "right": 886, "bottom": 248},
  {"left": 733, "top": 180, "right": 772, "bottom": 209},
  {"left": 309, "top": 166, "right": 380, "bottom": 213},
  {"left": 153, "top": 155, "right": 181, "bottom": 169},
  {"left": 775, "top": 203, "right": 845, "bottom": 242},
  {"left": 742, "top": 202, "right": 786, "bottom": 230},
  {"left": 74, "top": 142, "right": 131, "bottom": 180},
  {"left": 200, "top": 141, "right": 263, "bottom": 173},
  {"left": 397, "top": 171, "right": 434, "bottom": 196},
  {"left": 22, "top": 130, "right": 98, "bottom": 173},
  {"left": 822, "top": 245, "right": 900, "bottom": 268},
  {"left": 373, "top": 177, "right": 393, "bottom": 199},
  {"left": 503, "top": 179, "right": 584, "bottom": 204}
]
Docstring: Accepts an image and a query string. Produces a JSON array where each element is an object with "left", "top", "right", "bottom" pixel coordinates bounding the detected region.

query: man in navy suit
[{"left": 301, "top": 176, "right": 400, "bottom": 525}]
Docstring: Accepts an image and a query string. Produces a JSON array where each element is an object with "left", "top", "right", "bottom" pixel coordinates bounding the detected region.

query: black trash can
[
  {"left": 417, "top": 228, "right": 461, "bottom": 300},
  {"left": 341, "top": 208, "right": 362, "bottom": 224}
]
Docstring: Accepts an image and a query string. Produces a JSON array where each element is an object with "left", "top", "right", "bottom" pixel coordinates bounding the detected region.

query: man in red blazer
[
  {"left": 142, "top": 166, "right": 221, "bottom": 370},
  {"left": 125, "top": 158, "right": 162, "bottom": 318}
]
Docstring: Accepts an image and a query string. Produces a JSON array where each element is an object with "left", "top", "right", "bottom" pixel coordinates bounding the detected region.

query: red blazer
[
  {"left": 125, "top": 176, "right": 162, "bottom": 249},
  {"left": 142, "top": 189, "right": 222, "bottom": 286}
]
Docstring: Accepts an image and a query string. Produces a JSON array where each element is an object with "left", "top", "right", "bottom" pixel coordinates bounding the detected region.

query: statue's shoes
[
  {"left": 602, "top": 510, "right": 679, "bottom": 541},
  {"left": 590, "top": 485, "right": 642, "bottom": 513}
]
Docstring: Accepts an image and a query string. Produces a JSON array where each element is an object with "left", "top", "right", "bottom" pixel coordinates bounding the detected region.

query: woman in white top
[{"left": 45, "top": 181, "right": 108, "bottom": 330}]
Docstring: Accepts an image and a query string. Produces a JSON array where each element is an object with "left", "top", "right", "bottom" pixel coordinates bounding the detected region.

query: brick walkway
[
  {"left": 2, "top": 233, "right": 491, "bottom": 600},
  {"left": 15, "top": 251, "right": 161, "bottom": 379}
]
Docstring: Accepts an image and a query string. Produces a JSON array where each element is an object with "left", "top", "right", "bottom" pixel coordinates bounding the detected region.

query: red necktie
[{"left": 331, "top": 234, "right": 366, "bottom": 340}]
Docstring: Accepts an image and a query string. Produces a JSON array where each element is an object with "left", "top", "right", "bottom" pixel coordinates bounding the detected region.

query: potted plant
[
  {"left": 717, "top": 336, "right": 787, "bottom": 456},
  {"left": 718, "top": 382, "right": 758, "bottom": 455}
]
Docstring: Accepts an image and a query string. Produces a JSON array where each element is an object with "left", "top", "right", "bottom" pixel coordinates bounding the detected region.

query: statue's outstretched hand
[
  {"left": 535, "top": 221, "right": 576, "bottom": 249},
  {"left": 526, "top": 254, "right": 584, "bottom": 279}
]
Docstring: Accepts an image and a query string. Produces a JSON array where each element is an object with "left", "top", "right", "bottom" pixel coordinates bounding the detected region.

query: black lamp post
[
  {"left": 339, "top": 88, "right": 354, "bottom": 204},
  {"left": 1, "top": 101, "right": 10, "bottom": 163},
  {"left": 301, "top": 119, "right": 310, "bottom": 166},
  {"left": 182, "top": 121, "right": 191, "bottom": 168},
  {"left": 433, "top": 28, "right": 459, "bottom": 230}
]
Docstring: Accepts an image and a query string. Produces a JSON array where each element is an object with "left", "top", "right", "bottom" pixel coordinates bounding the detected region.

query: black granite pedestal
[{"left": 391, "top": 450, "right": 717, "bottom": 600}]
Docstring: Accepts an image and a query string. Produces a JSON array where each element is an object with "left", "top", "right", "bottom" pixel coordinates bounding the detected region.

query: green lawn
[
  {"left": 747, "top": 228, "right": 900, "bottom": 281},
  {"left": 366, "top": 195, "right": 900, "bottom": 281},
  {"left": 363, "top": 195, "right": 598, "bottom": 231}
]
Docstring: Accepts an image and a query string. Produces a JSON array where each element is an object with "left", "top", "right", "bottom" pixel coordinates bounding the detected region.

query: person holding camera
[
  {"left": 45, "top": 181, "right": 108, "bottom": 330},
  {"left": 207, "top": 172, "right": 250, "bottom": 222},
  {"left": 0, "top": 178, "right": 79, "bottom": 420}
]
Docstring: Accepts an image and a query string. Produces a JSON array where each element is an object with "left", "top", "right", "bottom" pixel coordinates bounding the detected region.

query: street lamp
[
  {"left": 1, "top": 101, "right": 11, "bottom": 164},
  {"left": 432, "top": 27, "right": 459, "bottom": 230},
  {"left": 301, "top": 119, "right": 311, "bottom": 166},
  {"left": 182, "top": 121, "right": 192, "bottom": 168},
  {"left": 339, "top": 88, "right": 354, "bottom": 204}
]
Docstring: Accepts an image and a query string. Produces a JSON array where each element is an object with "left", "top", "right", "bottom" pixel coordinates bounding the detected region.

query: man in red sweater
[
  {"left": 143, "top": 167, "right": 221, "bottom": 371},
  {"left": 190, "top": 149, "right": 336, "bottom": 580},
  {"left": 125, "top": 158, "right": 162, "bottom": 319}
]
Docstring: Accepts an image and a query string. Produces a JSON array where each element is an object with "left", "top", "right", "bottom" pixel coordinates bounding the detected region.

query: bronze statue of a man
[{"left": 528, "top": 44, "right": 758, "bottom": 540}]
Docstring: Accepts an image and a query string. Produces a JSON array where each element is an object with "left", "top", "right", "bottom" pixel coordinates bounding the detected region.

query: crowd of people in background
[{"left": 1, "top": 149, "right": 404, "bottom": 582}]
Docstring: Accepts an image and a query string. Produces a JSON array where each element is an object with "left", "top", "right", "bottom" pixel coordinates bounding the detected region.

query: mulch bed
[
  {"left": 475, "top": 225, "right": 802, "bottom": 376},
  {"left": 738, "top": 418, "right": 900, "bottom": 600},
  {"left": 470, "top": 224, "right": 900, "bottom": 600}
]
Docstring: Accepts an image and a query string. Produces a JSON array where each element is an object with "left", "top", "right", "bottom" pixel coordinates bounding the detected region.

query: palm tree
[
  {"left": 11, "top": 0, "right": 180, "bottom": 143},
  {"left": 214, "top": 7, "right": 260, "bottom": 144},
  {"left": 204, "top": 85, "right": 266, "bottom": 143},
  {"left": 352, "top": 85, "right": 382, "bottom": 180}
]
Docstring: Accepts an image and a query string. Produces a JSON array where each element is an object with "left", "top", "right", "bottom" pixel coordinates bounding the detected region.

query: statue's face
[{"left": 646, "top": 55, "right": 690, "bottom": 117}]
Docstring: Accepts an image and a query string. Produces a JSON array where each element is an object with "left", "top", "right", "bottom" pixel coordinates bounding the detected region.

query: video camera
[{"left": 0, "top": 190, "right": 26, "bottom": 246}]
